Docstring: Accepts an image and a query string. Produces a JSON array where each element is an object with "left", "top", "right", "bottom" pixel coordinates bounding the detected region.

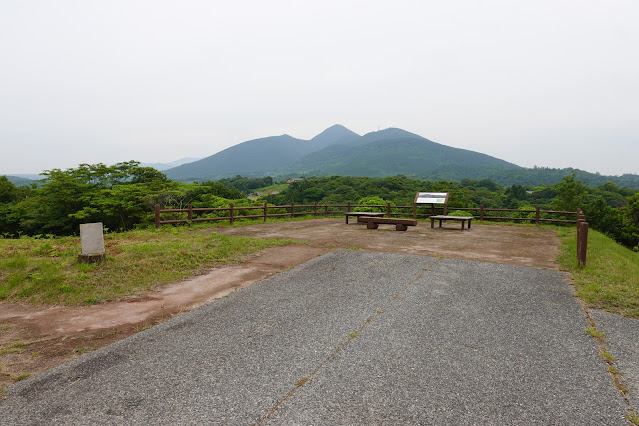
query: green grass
[
  {"left": 0, "top": 226, "right": 295, "bottom": 306},
  {"left": 557, "top": 227, "right": 639, "bottom": 318}
]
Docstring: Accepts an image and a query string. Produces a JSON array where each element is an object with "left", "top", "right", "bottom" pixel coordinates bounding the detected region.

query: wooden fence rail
[
  {"left": 155, "top": 202, "right": 587, "bottom": 266},
  {"left": 155, "top": 203, "right": 578, "bottom": 228}
]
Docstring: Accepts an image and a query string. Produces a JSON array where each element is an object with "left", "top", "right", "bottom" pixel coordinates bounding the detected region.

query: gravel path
[{"left": 1, "top": 250, "right": 632, "bottom": 425}]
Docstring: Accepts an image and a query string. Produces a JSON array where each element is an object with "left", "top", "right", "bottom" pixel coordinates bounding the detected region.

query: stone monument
[{"left": 78, "top": 222, "right": 106, "bottom": 264}]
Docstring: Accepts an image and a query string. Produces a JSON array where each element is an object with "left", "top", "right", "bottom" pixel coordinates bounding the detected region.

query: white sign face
[
  {"left": 415, "top": 192, "right": 448, "bottom": 204},
  {"left": 80, "top": 222, "right": 105, "bottom": 255}
]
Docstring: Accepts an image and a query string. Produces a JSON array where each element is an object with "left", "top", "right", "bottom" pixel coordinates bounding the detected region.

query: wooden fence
[{"left": 155, "top": 202, "right": 588, "bottom": 266}]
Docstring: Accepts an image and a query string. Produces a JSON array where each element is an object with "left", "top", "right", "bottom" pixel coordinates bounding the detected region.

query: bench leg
[
  {"left": 461, "top": 221, "right": 465, "bottom": 230},
  {"left": 468, "top": 220, "right": 472, "bottom": 229},
  {"left": 395, "top": 224, "right": 408, "bottom": 231},
  {"left": 439, "top": 219, "right": 443, "bottom": 228},
  {"left": 430, "top": 219, "right": 434, "bottom": 229},
  {"left": 366, "top": 222, "right": 379, "bottom": 229}
]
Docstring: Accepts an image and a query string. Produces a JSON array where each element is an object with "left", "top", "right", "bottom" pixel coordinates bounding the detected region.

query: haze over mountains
[
  {"left": 163, "top": 125, "right": 639, "bottom": 187},
  {"left": 164, "top": 125, "right": 518, "bottom": 181},
  {"left": 4, "top": 125, "right": 639, "bottom": 188}
]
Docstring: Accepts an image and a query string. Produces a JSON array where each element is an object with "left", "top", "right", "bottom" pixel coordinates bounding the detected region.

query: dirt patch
[{"left": 0, "top": 219, "right": 559, "bottom": 391}]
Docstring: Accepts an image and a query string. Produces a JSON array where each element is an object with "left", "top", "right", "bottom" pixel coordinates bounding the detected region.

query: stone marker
[{"left": 78, "top": 222, "right": 106, "bottom": 264}]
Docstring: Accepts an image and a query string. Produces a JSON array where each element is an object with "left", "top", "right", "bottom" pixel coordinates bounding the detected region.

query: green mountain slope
[
  {"left": 285, "top": 129, "right": 519, "bottom": 177},
  {"left": 164, "top": 125, "right": 359, "bottom": 181}
]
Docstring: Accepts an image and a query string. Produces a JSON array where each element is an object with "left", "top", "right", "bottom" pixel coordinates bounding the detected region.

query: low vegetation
[
  {"left": 0, "top": 226, "right": 293, "bottom": 306},
  {"left": 557, "top": 227, "right": 639, "bottom": 318}
]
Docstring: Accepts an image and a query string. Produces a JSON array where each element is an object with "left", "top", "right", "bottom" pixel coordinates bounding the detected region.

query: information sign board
[{"left": 414, "top": 192, "right": 449, "bottom": 205}]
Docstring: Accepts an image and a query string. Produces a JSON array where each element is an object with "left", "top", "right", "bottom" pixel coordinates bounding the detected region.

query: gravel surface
[
  {"left": 0, "top": 250, "right": 630, "bottom": 425},
  {"left": 591, "top": 309, "right": 639, "bottom": 412}
]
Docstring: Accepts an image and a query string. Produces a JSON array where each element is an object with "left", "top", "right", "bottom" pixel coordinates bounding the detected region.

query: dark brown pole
[
  {"left": 324, "top": 203, "right": 328, "bottom": 216},
  {"left": 535, "top": 206, "right": 540, "bottom": 225},
  {"left": 578, "top": 221, "right": 589, "bottom": 267},
  {"left": 413, "top": 203, "right": 417, "bottom": 220},
  {"left": 230, "top": 203, "right": 234, "bottom": 225},
  {"left": 480, "top": 205, "right": 484, "bottom": 222},
  {"left": 155, "top": 204, "right": 160, "bottom": 229},
  {"left": 347, "top": 201, "right": 351, "bottom": 213},
  {"left": 314, "top": 201, "right": 318, "bottom": 216},
  {"left": 188, "top": 203, "right": 192, "bottom": 227},
  {"left": 263, "top": 202, "right": 267, "bottom": 222},
  {"left": 387, "top": 202, "right": 391, "bottom": 217},
  {"left": 291, "top": 201, "right": 295, "bottom": 218}
]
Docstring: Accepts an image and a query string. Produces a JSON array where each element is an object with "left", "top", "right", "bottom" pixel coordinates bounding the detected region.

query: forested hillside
[{"left": 2, "top": 165, "right": 638, "bottom": 252}]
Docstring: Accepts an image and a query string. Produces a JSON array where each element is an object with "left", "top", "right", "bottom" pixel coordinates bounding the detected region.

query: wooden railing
[
  {"left": 155, "top": 202, "right": 579, "bottom": 227},
  {"left": 155, "top": 202, "right": 588, "bottom": 266}
]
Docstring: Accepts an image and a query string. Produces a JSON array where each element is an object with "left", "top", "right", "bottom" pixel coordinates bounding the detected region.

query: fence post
[
  {"left": 188, "top": 203, "right": 193, "bottom": 227},
  {"left": 535, "top": 206, "right": 540, "bottom": 225},
  {"left": 413, "top": 203, "right": 417, "bottom": 220},
  {"left": 291, "top": 201, "right": 295, "bottom": 218},
  {"left": 263, "top": 202, "right": 267, "bottom": 222},
  {"left": 155, "top": 204, "right": 160, "bottom": 229},
  {"left": 576, "top": 211, "right": 586, "bottom": 252},
  {"left": 387, "top": 202, "right": 391, "bottom": 217},
  {"left": 314, "top": 201, "right": 318, "bottom": 216},
  {"left": 578, "top": 221, "right": 589, "bottom": 267},
  {"left": 347, "top": 201, "right": 351, "bottom": 213},
  {"left": 480, "top": 204, "right": 484, "bottom": 223},
  {"left": 324, "top": 203, "right": 328, "bottom": 216},
  {"left": 229, "top": 203, "right": 234, "bottom": 225}
]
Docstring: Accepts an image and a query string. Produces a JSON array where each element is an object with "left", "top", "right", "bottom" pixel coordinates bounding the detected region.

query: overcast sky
[{"left": 1, "top": 0, "right": 638, "bottom": 176}]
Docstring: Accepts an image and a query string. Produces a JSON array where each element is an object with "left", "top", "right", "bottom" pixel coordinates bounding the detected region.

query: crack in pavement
[{"left": 257, "top": 257, "right": 442, "bottom": 424}]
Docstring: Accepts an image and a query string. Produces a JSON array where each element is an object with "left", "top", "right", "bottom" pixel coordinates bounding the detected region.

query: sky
[{"left": 1, "top": 0, "right": 638, "bottom": 176}]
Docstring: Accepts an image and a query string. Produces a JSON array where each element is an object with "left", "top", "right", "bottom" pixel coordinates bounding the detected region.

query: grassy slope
[
  {"left": 557, "top": 227, "right": 639, "bottom": 318},
  {"left": 0, "top": 226, "right": 294, "bottom": 306}
]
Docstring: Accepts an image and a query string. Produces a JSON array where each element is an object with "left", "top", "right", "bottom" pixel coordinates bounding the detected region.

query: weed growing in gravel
[
  {"left": 11, "top": 373, "right": 30, "bottom": 382},
  {"left": 627, "top": 412, "right": 639, "bottom": 425}
]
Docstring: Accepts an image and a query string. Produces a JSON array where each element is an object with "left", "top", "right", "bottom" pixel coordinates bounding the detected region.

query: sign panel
[{"left": 414, "top": 192, "right": 449, "bottom": 204}]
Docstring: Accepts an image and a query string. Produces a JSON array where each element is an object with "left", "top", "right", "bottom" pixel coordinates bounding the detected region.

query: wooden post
[
  {"left": 187, "top": 203, "right": 193, "bottom": 227},
  {"left": 229, "top": 203, "right": 234, "bottom": 225},
  {"left": 347, "top": 201, "right": 351, "bottom": 213},
  {"left": 576, "top": 212, "right": 586, "bottom": 252},
  {"left": 413, "top": 203, "right": 417, "bottom": 220},
  {"left": 324, "top": 203, "right": 328, "bottom": 216},
  {"left": 291, "top": 201, "right": 295, "bottom": 218},
  {"left": 155, "top": 204, "right": 161, "bottom": 229},
  {"left": 263, "top": 202, "right": 268, "bottom": 222},
  {"left": 480, "top": 204, "right": 484, "bottom": 223},
  {"left": 578, "top": 221, "right": 589, "bottom": 267},
  {"left": 535, "top": 206, "right": 540, "bottom": 225},
  {"left": 314, "top": 201, "right": 318, "bottom": 216},
  {"left": 387, "top": 202, "right": 391, "bottom": 217}
]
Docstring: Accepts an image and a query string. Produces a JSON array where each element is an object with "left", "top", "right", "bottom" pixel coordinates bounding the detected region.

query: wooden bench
[
  {"left": 344, "top": 211, "right": 385, "bottom": 224},
  {"left": 358, "top": 217, "right": 417, "bottom": 231},
  {"left": 430, "top": 215, "right": 473, "bottom": 230}
]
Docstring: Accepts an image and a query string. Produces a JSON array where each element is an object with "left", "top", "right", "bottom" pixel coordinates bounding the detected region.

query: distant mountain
[
  {"left": 162, "top": 124, "right": 639, "bottom": 187},
  {"left": 285, "top": 128, "right": 519, "bottom": 177},
  {"left": 3, "top": 175, "right": 42, "bottom": 185},
  {"left": 140, "top": 157, "right": 201, "bottom": 171},
  {"left": 165, "top": 124, "right": 359, "bottom": 181}
]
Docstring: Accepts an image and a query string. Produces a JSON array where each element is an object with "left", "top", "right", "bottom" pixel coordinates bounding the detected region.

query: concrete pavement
[{"left": 1, "top": 250, "right": 633, "bottom": 424}]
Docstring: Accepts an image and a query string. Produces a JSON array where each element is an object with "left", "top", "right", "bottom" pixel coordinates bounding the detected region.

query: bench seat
[
  {"left": 430, "top": 215, "right": 473, "bottom": 230},
  {"left": 357, "top": 217, "right": 418, "bottom": 231}
]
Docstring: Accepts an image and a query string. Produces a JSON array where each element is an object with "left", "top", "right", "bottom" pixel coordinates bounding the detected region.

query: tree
[{"left": 554, "top": 172, "right": 587, "bottom": 212}]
